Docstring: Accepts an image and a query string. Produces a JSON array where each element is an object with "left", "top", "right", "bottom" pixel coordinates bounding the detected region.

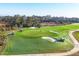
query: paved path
[{"left": 25, "top": 30, "right": 79, "bottom": 56}]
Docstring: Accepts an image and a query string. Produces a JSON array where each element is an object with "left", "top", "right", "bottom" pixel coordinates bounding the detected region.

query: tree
[
  {"left": 26, "top": 16, "right": 41, "bottom": 27},
  {"left": 16, "top": 16, "right": 24, "bottom": 28},
  {"left": 26, "top": 17, "right": 34, "bottom": 27}
]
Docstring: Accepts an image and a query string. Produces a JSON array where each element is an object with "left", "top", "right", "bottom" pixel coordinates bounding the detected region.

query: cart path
[{"left": 23, "top": 30, "right": 79, "bottom": 56}]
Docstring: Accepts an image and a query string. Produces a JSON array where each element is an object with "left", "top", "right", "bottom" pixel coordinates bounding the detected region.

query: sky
[{"left": 0, "top": 3, "right": 79, "bottom": 17}]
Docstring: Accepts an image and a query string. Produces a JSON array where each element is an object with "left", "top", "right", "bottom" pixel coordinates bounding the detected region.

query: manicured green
[{"left": 2, "top": 23, "right": 79, "bottom": 55}]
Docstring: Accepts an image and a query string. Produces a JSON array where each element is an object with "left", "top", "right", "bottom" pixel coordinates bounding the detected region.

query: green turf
[{"left": 2, "top": 23, "right": 79, "bottom": 55}]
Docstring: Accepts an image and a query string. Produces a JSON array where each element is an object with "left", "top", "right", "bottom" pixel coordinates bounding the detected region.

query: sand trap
[
  {"left": 30, "top": 27, "right": 36, "bottom": 29},
  {"left": 7, "top": 31, "right": 14, "bottom": 36},
  {"left": 49, "top": 30, "right": 59, "bottom": 34},
  {"left": 41, "top": 37, "right": 56, "bottom": 42}
]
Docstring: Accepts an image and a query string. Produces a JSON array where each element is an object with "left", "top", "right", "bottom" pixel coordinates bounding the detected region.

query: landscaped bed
[{"left": 2, "top": 24, "right": 79, "bottom": 55}]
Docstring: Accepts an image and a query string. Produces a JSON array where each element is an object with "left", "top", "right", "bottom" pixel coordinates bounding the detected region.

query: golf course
[{"left": 1, "top": 23, "right": 79, "bottom": 55}]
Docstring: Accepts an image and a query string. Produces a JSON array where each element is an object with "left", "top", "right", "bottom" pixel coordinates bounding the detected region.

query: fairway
[{"left": 2, "top": 24, "right": 79, "bottom": 55}]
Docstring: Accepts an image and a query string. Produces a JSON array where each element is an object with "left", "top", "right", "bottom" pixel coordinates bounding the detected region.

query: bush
[
  {"left": 0, "top": 31, "right": 7, "bottom": 46},
  {"left": 57, "top": 38, "right": 65, "bottom": 42}
]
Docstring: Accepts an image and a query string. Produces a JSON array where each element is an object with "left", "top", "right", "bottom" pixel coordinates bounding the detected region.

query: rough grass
[
  {"left": 73, "top": 31, "right": 79, "bottom": 41},
  {"left": 2, "top": 23, "right": 79, "bottom": 55}
]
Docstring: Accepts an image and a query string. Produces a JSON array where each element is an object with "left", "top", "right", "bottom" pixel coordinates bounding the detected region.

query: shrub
[{"left": 0, "top": 31, "right": 7, "bottom": 46}]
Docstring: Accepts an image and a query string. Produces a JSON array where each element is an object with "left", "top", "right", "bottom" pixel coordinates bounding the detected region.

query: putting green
[{"left": 2, "top": 24, "right": 79, "bottom": 55}]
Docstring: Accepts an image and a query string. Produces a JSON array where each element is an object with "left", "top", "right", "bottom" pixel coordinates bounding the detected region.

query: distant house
[{"left": 40, "top": 22, "right": 59, "bottom": 26}]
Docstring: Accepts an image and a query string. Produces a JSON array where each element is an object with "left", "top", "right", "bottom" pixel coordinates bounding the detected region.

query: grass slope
[
  {"left": 2, "top": 23, "right": 79, "bottom": 55},
  {"left": 73, "top": 31, "right": 79, "bottom": 41}
]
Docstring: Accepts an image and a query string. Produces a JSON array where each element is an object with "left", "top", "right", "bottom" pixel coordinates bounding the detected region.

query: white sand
[
  {"left": 49, "top": 30, "right": 59, "bottom": 34},
  {"left": 42, "top": 37, "right": 56, "bottom": 42},
  {"left": 30, "top": 27, "right": 36, "bottom": 29}
]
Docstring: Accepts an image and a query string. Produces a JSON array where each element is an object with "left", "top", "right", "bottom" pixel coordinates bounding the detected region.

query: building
[{"left": 40, "top": 22, "right": 59, "bottom": 26}]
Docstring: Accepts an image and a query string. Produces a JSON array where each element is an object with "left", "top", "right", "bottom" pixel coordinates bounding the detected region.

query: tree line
[{"left": 0, "top": 15, "right": 79, "bottom": 29}]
